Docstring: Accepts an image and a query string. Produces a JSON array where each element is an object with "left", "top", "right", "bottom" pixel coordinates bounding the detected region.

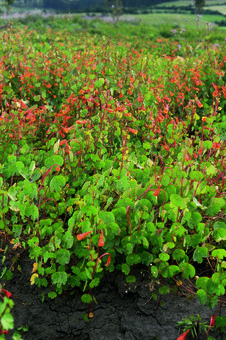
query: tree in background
[
  {"left": 194, "top": 0, "right": 205, "bottom": 14},
  {"left": 3, "top": 0, "right": 15, "bottom": 13},
  {"left": 106, "top": 0, "right": 122, "bottom": 26}
]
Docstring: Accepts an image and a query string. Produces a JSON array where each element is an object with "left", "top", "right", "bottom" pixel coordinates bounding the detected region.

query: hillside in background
[{"left": 9, "top": 0, "right": 226, "bottom": 15}]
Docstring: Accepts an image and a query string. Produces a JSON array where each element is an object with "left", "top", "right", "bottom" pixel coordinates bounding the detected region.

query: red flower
[
  {"left": 124, "top": 112, "right": 131, "bottom": 117},
  {"left": 128, "top": 127, "right": 138, "bottom": 135},
  {"left": 185, "top": 153, "right": 191, "bottom": 161},
  {"left": 206, "top": 313, "right": 216, "bottom": 336},
  {"left": 198, "top": 147, "right": 203, "bottom": 155},
  {"left": 76, "top": 120, "right": 88, "bottom": 124},
  {"left": 63, "top": 126, "right": 73, "bottom": 133},
  {"left": 77, "top": 231, "right": 92, "bottom": 241},
  {"left": 106, "top": 254, "right": 111, "bottom": 267},
  {"left": 212, "top": 142, "right": 221, "bottom": 149},
  {"left": 209, "top": 313, "right": 216, "bottom": 327},
  {"left": 161, "top": 142, "right": 169, "bottom": 151},
  {"left": 0, "top": 330, "right": 9, "bottom": 335},
  {"left": 153, "top": 186, "right": 161, "bottom": 197},
  {"left": 1, "top": 289, "right": 12, "bottom": 298},
  {"left": 98, "top": 230, "right": 104, "bottom": 247},
  {"left": 59, "top": 139, "right": 70, "bottom": 154},
  {"left": 196, "top": 98, "right": 203, "bottom": 108},
  {"left": 98, "top": 252, "right": 111, "bottom": 266},
  {"left": 163, "top": 104, "right": 169, "bottom": 114},
  {"left": 193, "top": 151, "right": 198, "bottom": 159},
  {"left": 177, "top": 329, "right": 190, "bottom": 340}
]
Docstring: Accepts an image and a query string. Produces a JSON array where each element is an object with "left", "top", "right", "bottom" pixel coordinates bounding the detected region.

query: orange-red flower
[
  {"left": 209, "top": 313, "right": 216, "bottom": 327},
  {"left": 161, "top": 143, "right": 169, "bottom": 151},
  {"left": 59, "top": 139, "right": 70, "bottom": 154},
  {"left": 77, "top": 231, "right": 92, "bottom": 241},
  {"left": 196, "top": 98, "right": 203, "bottom": 108},
  {"left": 212, "top": 142, "right": 221, "bottom": 149},
  {"left": 193, "top": 152, "right": 198, "bottom": 159},
  {"left": 63, "top": 126, "right": 73, "bottom": 133},
  {"left": 128, "top": 127, "right": 138, "bottom": 135},
  {"left": 198, "top": 147, "right": 203, "bottom": 155},
  {"left": 185, "top": 153, "right": 192, "bottom": 161},
  {"left": 177, "top": 329, "right": 190, "bottom": 340},
  {"left": 76, "top": 120, "right": 88, "bottom": 124},
  {"left": 98, "top": 252, "right": 111, "bottom": 266},
  {"left": 98, "top": 230, "right": 104, "bottom": 247},
  {"left": 106, "top": 254, "right": 111, "bottom": 267},
  {"left": 1, "top": 288, "right": 12, "bottom": 298}
]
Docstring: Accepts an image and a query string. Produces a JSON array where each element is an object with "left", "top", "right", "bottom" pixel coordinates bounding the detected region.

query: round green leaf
[
  {"left": 197, "top": 289, "right": 207, "bottom": 305},
  {"left": 159, "top": 286, "right": 170, "bottom": 295},
  {"left": 55, "top": 249, "right": 70, "bottom": 265},
  {"left": 193, "top": 247, "right": 208, "bottom": 264},
  {"left": 180, "top": 263, "right": 195, "bottom": 279},
  {"left": 190, "top": 171, "right": 204, "bottom": 181},
  {"left": 48, "top": 292, "right": 57, "bottom": 299},
  {"left": 126, "top": 275, "right": 136, "bottom": 283},
  {"left": 81, "top": 294, "right": 93, "bottom": 303},
  {"left": 212, "top": 249, "right": 226, "bottom": 260},
  {"left": 51, "top": 271, "right": 67, "bottom": 287},
  {"left": 44, "top": 155, "right": 64, "bottom": 170},
  {"left": 159, "top": 253, "right": 170, "bottom": 262},
  {"left": 206, "top": 279, "right": 225, "bottom": 296},
  {"left": 170, "top": 194, "right": 185, "bottom": 208},
  {"left": 99, "top": 211, "right": 115, "bottom": 224},
  {"left": 173, "top": 249, "right": 185, "bottom": 261},
  {"left": 151, "top": 265, "right": 158, "bottom": 278},
  {"left": 196, "top": 277, "right": 209, "bottom": 289},
  {"left": 1, "top": 308, "right": 14, "bottom": 329},
  {"left": 50, "top": 175, "right": 66, "bottom": 192}
]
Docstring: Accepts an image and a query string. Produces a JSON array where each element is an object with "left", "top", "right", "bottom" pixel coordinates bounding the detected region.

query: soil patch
[{"left": 1, "top": 249, "right": 225, "bottom": 340}]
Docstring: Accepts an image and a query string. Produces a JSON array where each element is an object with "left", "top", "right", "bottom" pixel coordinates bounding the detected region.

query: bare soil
[{"left": 1, "top": 248, "right": 225, "bottom": 340}]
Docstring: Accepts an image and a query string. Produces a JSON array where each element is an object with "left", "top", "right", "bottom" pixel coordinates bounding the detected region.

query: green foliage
[{"left": 177, "top": 314, "right": 209, "bottom": 338}]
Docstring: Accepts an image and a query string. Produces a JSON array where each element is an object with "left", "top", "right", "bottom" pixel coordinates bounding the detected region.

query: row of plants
[{"left": 0, "top": 16, "right": 225, "bottom": 338}]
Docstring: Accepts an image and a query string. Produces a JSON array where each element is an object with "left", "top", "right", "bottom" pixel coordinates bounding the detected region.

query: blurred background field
[{"left": 0, "top": 0, "right": 225, "bottom": 30}]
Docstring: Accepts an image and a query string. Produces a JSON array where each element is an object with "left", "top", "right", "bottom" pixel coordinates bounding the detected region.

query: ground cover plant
[{"left": 0, "top": 15, "right": 225, "bottom": 338}]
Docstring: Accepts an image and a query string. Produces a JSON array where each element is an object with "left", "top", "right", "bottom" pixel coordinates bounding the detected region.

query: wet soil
[{"left": 1, "top": 249, "right": 225, "bottom": 340}]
